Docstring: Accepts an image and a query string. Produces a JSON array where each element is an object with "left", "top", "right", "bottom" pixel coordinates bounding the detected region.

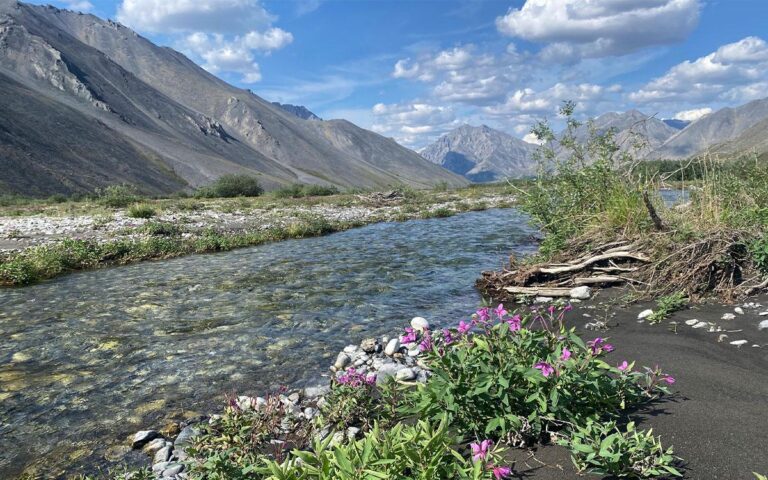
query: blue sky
[{"left": 40, "top": 0, "right": 768, "bottom": 147}]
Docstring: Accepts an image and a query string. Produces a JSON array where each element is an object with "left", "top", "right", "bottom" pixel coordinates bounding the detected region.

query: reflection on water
[{"left": 0, "top": 209, "right": 537, "bottom": 477}]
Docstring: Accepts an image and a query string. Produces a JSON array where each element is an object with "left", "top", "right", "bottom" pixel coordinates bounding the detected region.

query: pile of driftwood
[{"left": 477, "top": 240, "right": 651, "bottom": 301}]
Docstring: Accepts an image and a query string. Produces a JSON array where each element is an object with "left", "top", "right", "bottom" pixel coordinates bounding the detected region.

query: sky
[{"left": 37, "top": 0, "right": 768, "bottom": 148}]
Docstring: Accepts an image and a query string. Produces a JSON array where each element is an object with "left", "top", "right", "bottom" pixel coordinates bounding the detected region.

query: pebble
[
  {"left": 730, "top": 340, "right": 748, "bottom": 346},
  {"left": 395, "top": 368, "right": 417, "bottom": 381},
  {"left": 734, "top": 307, "right": 745, "bottom": 315},
  {"left": 684, "top": 319, "right": 699, "bottom": 326},
  {"left": 569, "top": 286, "right": 592, "bottom": 300},
  {"left": 407, "top": 348, "right": 420, "bottom": 357},
  {"left": 346, "top": 427, "right": 361, "bottom": 440},
  {"left": 343, "top": 345, "right": 358, "bottom": 354},
  {"left": 721, "top": 313, "right": 736, "bottom": 321},
  {"left": 334, "top": 353, "right": 351, "bottom": 370},
  {"left": 692, "top": 322, "right": 709, "bottom": 329},
  {"left": 534, "top": 296, "right": 554, "bottom": 303},
  {"left": 162, "top": 463, "right": 185, "bottom": 477},
  {"left": 304, "top": 385, "right": 330, "bottom": 398},
  {"left": 143, "top": 438, "right": 167, "bottom": 455},
  {"left": 410, "top": 317, "right": 430, "bottom": 332},
  {"left": 384, "top": 338, "right": 400, "bottom": 356},
  {"left": 360, "top": 338, "right": 377, "bottom": 354},
  {"left": 132, "top": 430, "right": 161, "bottom": 449},
  {"left": 154, "top": 445, "right": 172, "bottom": 464},
  {"left": 759, "top": 320, "right": 768, "bottom": 331},
  {"left": 759, "top": 311, "right": 768, "bottom": 316},
  {"left": 637, "top": 309, "right": 654, "bottom": 320}
]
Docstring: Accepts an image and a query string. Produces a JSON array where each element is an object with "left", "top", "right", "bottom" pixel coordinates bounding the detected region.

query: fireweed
[{"left": 407, "top": 304, "right": 674, "bottom": 450}]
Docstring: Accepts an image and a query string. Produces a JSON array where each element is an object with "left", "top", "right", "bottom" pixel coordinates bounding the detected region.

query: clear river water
[{"left": 0, "top": 209, "right": 538, "bottom": 478}]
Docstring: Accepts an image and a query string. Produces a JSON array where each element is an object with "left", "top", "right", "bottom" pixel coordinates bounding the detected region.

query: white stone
[
  {"left": 334, "top": 353, "right": 351, "bottom": 370},
  {"left": 730, "top": 340, "right": 748, "bottom": 346},
  {"left": 384, "top": 338, "right": 400, "bottom": 356},
  {"left": 132, "top": 430, "right": 160, "bottom": 449},
  {"left": 759, "top": 320, "right": 768, "bottom": 331},
  {"left": 684, "top": 319, "right": 699, "bottom": 326},
  {"left": 396, "top": 368, "right": 417, "bottom": 381},
  {"left": 637, "top": 309, "right": 654, "bottom": 320},
  {"left": 410, "top": 317, "right": 430, "bottom": 332},
  {"left": 534, "top": 296, "right": 554, "bottom": 304},
  {"left": 569, "top": 286, "right": 592, "bottom": 300},
  {"left": 721, "top": 313, "right": 736, "bottom": 321},
  {"left": 154, "top": 445, "right": 172, "bottom": 464},
  {"left": 734, "top": 307, "right": 745, "bottom": 315},
  {"left": 692, "top": 322, "right": 709, "bottom": 329}
]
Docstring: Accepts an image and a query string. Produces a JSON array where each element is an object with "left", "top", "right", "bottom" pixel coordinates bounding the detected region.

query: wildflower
[
  {"left": 458, "top": 320, "right": 472, "bottom": 335},
  {"left": 400, "top": 327, "right": 417, "bottom": 344},
  {"left": 476, "top": 307, "right": 491, "bottom": 323},
  {"left": 617, "top": 361, "right": 629, "bottom": 371},
  {"left": 442, "top": 329, "right": 454, "bottom": 345},
  {"left": 470, "top": 440, "right": 492, "bottom": 462},
  {"left": 365, "top": 374, "right": 377, "bottom": 385},
  {"left": 603, "top": 343, "right": 615, "bottom": 353},
  {"left": 419, "top": 331, "right": 433, "bottom": 352},
  {"left": 564, "top": 303, "right": 573, "bottom": 312},
  {"left": 548, "top": 305, "right": 556, "bottom": 316},
  {"left": 587, "top": 337, "right": 608, "bottom": 354},
  {"left": 663, "top": 375, "right": 676, "bottom": 385},
  {"left": 492, "top": 466, "right": 512, "bottom": 479},
  {"left": 534, "top": 361, "right": 555, "bottom": 378},
  {"left": 560, "top": 347, "right": 571, "bottom": 361},
  {"left": 494, "top": 303, "right": 508, "bottom": 319},
  {"left": 506, "top": 314, "right": 521, "bottom": 331}
]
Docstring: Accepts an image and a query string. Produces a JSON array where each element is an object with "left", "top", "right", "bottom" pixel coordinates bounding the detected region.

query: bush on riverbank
[
  {"left": 167, "top": 304, "right": 678, "bottom": 480},
  {"left": 517, "top": 102, "right": 768, "bottom": 300},
  {"left": 272, "top": 184, "right": 340, "bottom": 199},
  {"left": 196, "top": 174, "right": 264, "bottom": 198}
]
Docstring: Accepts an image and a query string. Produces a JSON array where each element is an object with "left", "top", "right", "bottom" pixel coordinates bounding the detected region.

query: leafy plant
[
  {"left": 647, "top": 292, "right": 688, "bottom": 324},
  {"left": 96, "top": 184, "right": 141, "bottom": 208},
  {"left": 197, "top": 174, "right": 264, "bottom": 198},
  {"left": 261, "top": 416, "right": 510, "bottom": 480},
  {"left": 408, "top": 304, "right": 673, "bottom": 446},
  {"left": 749, "top": 236, "right": 768, "bottom": 275},
  {"left": 563, "top": 420, "right": 681, "bottom": 478},
  {"left": 140, "top": 221, "right": 182, "bottom": 236}
]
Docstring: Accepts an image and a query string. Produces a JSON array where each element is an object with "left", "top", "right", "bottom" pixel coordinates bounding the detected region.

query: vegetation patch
[{"left": 196, "top": 174, "right": 264, "bottom": 198}]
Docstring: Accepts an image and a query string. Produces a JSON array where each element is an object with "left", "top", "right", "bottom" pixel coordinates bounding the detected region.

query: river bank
[{"left": 0, "top": 185, "right": 514, "bottom": 286}]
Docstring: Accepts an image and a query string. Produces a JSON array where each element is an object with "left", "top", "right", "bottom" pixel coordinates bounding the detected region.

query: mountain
[
  {"left": 0, "top": 1, "right": 465, "bottom": 196},
  {"left": 663, "top": 119, "right": 691, "bottom": 130},
  {"left": 420, "top": 125, "right": 537, "bottom": 182},
  {"left": 649, "top": 98, "right": 768, "bottom": 159},
  {"left": 706, "top": 116, "right": 768, "bottom": 159},
  {"left": 272, "top": 102, "right": 321, "bottom": 121},
  {"left": 569, "top": 110, "right": 679, "bottom": 158}
]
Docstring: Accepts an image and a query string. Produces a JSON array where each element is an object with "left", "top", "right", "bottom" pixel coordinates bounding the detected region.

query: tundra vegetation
[{"left": 77, "top": 304, "right": 680, "bottom": 479}]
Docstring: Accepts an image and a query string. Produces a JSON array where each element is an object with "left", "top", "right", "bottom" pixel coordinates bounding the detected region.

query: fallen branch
[
  {"left": 539, "top": 251, "right": 650, "bottom": 275},
  {"left": 503, "top": 286, "right": 573, "bottom": 297},
  {"left": 573, "top": 276, "right": 625, "bottom": 285}
]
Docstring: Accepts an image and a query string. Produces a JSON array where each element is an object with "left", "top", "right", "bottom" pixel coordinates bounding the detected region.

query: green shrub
[
  {"left": 647, "top": 292, "right": 688, "bottom": 324},
  {"left": 140, "top": 221, "right": 181, "bottom": 236},
  {"left": 273, "top": 184, "right": 339, "bottom": 199},
  {"left": 97, "top": 184, "right": 141, "bottom": 208},
  {"left": 422, "top": 207, "right": 453, "bottom": 218},
  {"left": 261, "top": 417, "right": 509, "bottom": 480},
  {"left": 409, "top": 304, "right": 672, "bottom": 445},
  {"left": 197, "top": 174, "right": 263, "bottom": 198},
  {"left": 563, "top": 420, "right": 681, "bottom": 478},
  {"left": 127, "top": 203, "right": 156, "bottom": 219}
]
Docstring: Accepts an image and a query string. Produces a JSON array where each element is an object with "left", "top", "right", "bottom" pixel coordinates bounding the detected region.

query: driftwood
[
  {"left": 643, "top": 190, "right": 665, "bottom": 231},
  {"left": 503, "top": 286, "right": 573, "bottom": 297},
  {"left": 538, "top": 251, "right": 650, "bottom": 275},
  {"left": 573, "top": 276, "right": 625, "bottom": 285}
]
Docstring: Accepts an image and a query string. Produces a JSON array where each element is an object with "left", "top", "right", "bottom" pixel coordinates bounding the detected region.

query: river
[{"left": 0, "top": 208, "right": 538, "bottom": 477}]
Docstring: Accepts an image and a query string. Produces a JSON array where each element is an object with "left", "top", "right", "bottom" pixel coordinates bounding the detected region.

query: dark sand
[{"left": 504, "top": 295, "right": 768, "bottom": 479}]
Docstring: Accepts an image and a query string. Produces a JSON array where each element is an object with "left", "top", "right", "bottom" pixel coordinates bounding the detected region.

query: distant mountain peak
[
  {"left": 271, "top": 102, "right": 321, "bottom": 121},
  {"left": 421, "top": 124, "right": 536, "bottom": 183}
]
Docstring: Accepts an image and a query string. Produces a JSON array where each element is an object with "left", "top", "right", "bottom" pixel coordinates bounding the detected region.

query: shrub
[
  {"left": 127, "top": 203, "right": 156, "bottom": 219},
  {"left": 423, "top": 207, "right": 453, "bottom": 219},
  {"left": 97, "top": 184, "right": 141, "bottom": 208},
  {"left": 140, "top": 221, "right": 181, "bottom": 236},
  {"left": 197, "top": 174, "right": 263, "bottom": 198},
  {"left": 647, "top": 292, "right": 688, "bottom": 324},
  {"left": 261, "top": 417, "right": 511, "bottom": 480},
  {"left": 408, "top": 304, "right": 673, "bottom": 446},
  {"left": 273, "top": 184, "right": 339, "bottom": 199},
  {"left": 563, "top": 420, "right": 681, "bottom": 478}
]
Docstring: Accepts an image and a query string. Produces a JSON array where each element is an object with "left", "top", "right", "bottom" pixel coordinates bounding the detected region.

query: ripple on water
[{"left": 0, "top": 209, "right": 538, "bottom": 477}]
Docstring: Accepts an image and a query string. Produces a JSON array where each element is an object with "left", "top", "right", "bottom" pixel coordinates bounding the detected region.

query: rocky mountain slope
[
  {"left": 650, "top": 98, "right": 768, "bottom": 159},
  {"left": 420, "top": 125, "right": 537, "bottom": 182},
  {"left": 272, "top": 103, "right": 321, "bottom": 121},
  {"left": 705, "top": 116, "right": 768, "bottom": 159},
  {"left": 0, "top": 0, "right": 465, "bottom": 196},
  {"left": 570, "top": 110, "right": 679, "bottom": 158}
]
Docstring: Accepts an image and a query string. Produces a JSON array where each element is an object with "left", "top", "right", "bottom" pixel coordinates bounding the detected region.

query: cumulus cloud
[
  {"left": 673, "top": 108, "right": 712, "bottom": 122},
  {"left": 371, "top": 102, "right": 459, "bottom": 147},
  {"left": 484, "top": 83, "right": 611, "bottom": 117},
  {"left": 630, "top": 36, "right": 768, "bottom": 104},
  {"left": 117, "top": 0, "right": 292, "bottom": 83},
  {"left": 62, "top": 0, "right": 94, "bottom": 11},
  {"left": 497, "top": 0, "right": 701, "bottom": 60}
]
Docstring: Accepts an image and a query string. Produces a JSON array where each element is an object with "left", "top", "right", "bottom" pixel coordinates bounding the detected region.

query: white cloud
[
  {"left": 673, "top": 107, "right": 712, "bottom": 122},
  {"left": 630, "top": 37, "right": 768, "bottom": 104},
  {"left": 371, "top": 102, "right": 459, "bottom": 147},
  {"left": 117, "top": 0, "right": 292, "bottom": 84},
  {"left": 392, "top": 59, "right": 420, "bottom": 79},
  {"left": 485, "top": 82, "right": 609, "bottom": 117},
  {"left": 523, "top": 132, "right": 544, "bottom": 145},
  {"left": 497, "top": 0, "right": 700, "bottom": 60},
  {"left": 62, "top": 0, "right": 94, "bottom": 11}
]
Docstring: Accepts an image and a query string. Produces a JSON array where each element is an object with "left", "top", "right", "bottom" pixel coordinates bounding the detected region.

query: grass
[
  {"left": 126, "top": 203, "right": 156, "bottom": 219},
  {"left": 647, "top": 292, "right": 689, "bottom": 324}
]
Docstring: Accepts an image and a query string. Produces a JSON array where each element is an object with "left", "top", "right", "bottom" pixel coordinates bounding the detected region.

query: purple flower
[
  {"left": 400, "top": 327, "right": 417, "bottom": 344},
  {"left": 617, "top": 361, "right": 629, "bottom": 372},
  {"left": 470, "top": 440, "right": 493, "bottom": 462},
  {"left": 419, "top": 331, "right": 433, "bottom": 352},
  {"left": 476, "top": 307, "right": 491, "bottom": 323},
  {"left": 494, "top": 304, "right": 508, "bottom": 320},
  {"left": 548, "top": 305, "right": 556, "bottom": 316},
  {"left": 365, "top": 374, "right": 377, "bottom": 385},
  {"left": 534, "top": 362, "right": 555, "bottom": 378},
  {"left": 337, "top": 368, "right": 374, "bottom": 387},
  {"left": 587, "top": 337, "right": 606, "bottom": 355},
  {"left": 506, "top": 314, "right": 522, "bottom": 332},
  {"left": 564, "top": 303, "right": 573, "bottom": 312},
  {"left": 560, "top": 347, "right": 571, "bottom": 361},
  {"left": 603, "top": 343, "right": 615, "bottom": 353},
  {"left": 458, "top": 320, "right": 472, "bottom": 335},
  {"left": 492, "top": 466, "right": 512, "bottom": 479},
  {"left": 663, "top": 375, "right": 676, "bottom": 385}
]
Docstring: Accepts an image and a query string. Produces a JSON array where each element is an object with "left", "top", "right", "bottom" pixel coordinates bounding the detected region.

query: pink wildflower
[
  {"left": 534, "top": 362, "right": 555, "bottom": 378},
  {"left": 494, "top": 304, "right": 508, "bottom": 319},
  {"left": 476, "top": 307, "right": 491, "bottom": 323},
  {"left": 492, "top": 466, "right": 512, "bottom": 479},
  {"left": 617, "top": 361, "right": 629, "bottom": 371},
  {"left": 663, "top": 375, "right": 676, "bottom": 385},
  {"left": 506, "top": 314, "right": 522, "bottom": 331},
  {"left": 400, "top": 327, "right": 417, "bottom": 344},
  {"left": 560, "top": 347, "right": 571, "bottom": 361},
  {"left": 470, "top": 440, "right": 493, "bottom": 462},
  {"left": 458, "top": 320, "right": 472, "bottom": 335}
]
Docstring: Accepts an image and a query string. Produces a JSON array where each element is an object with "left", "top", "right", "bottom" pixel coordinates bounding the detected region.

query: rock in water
[
  {"left": 410, "top": 317, "right": 430, "bottom": 332},
  {"left": 132, "top": 430, "right": 161, "bottom": 449},
  {"left": 569, "top": 286, "right": 592, "bottom": 300}
]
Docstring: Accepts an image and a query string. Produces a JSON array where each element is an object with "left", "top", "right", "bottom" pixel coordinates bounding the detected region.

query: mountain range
[
  {"left": 0, "top": 0, "right": 465, "bottom": 197},
  {"left": 422, "top": 98, "right": 768, "bottom": 182}
]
